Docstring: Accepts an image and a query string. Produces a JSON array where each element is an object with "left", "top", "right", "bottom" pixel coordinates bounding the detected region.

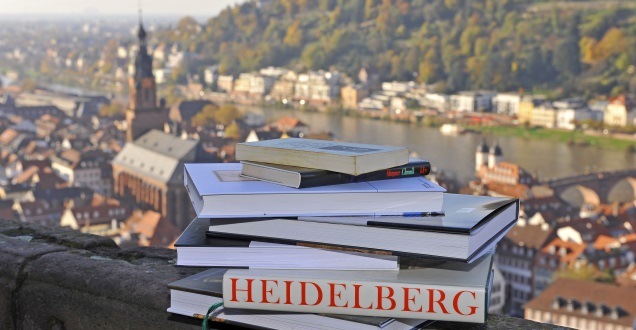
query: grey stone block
[{"left": 0, "top": 235, "right": 66, "bottom": 330}]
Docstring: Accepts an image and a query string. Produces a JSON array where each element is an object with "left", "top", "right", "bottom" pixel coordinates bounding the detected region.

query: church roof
[{"left": 113, "top": 130, "right": 197, "bottom": 184}]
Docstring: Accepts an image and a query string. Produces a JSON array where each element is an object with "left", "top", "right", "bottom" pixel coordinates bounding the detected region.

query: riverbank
[{"left": 465, "top": 125, "right": 636, "bottom": 152}]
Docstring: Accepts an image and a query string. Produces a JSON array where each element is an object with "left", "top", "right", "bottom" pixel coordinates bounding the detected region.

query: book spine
[
  {"left": 222, "top": 273, "right": 487, "bottom": 323},
  {"left": 298, "top": 161, "right": 431, "bottom": 188},
  {"left": 354, "top": 161, "right": 431, "bottom": 182}
]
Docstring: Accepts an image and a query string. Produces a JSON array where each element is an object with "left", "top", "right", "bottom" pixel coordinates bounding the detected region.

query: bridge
[{"left": 543, "top": 169, "right": 636, "bottom": 206}]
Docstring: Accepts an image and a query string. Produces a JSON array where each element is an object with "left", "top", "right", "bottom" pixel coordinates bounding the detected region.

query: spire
[
  {"left": 477, "top": 138, "right": 489, "bottom": 153},
  {"left": 137, "top": 2, "right": 146, "bottom": 41},
  {"left": 489, "top": 140, "right": 502, "bottom": 156}
]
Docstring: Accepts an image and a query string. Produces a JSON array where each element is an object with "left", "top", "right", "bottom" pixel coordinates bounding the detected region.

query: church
[{"left": 112, "top": 20, "right": 214, "bottom": 230}]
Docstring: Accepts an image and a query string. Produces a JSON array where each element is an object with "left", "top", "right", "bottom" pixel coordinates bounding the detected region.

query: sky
[{"left": 1, "top": 0, "right": 246, "bottom": 19}]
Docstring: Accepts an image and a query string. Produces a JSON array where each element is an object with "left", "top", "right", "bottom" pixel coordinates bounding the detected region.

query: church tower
[
  {"left": 488, "top": 140, "right": 503, "bottom": 169},
  {"left": 475, "top": 139, "right": 489, "bottom": 171},
  {"left": 126, "top": 16, "right": 166, "bottom": 142}
]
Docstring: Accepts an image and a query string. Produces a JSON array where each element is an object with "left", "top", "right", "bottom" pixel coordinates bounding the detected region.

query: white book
[
  {"left": 175, "top": 217, "right": 398, "bottom": 270},
  {"left": 184, "top": 163, "right": 445, "bottom": 218},
  {"left": 168, "top": 268, "right": 430, "bottom": 330},
  {"left": 222, "top": 253, "right": 495, "bottom": 323},
  {"left": 235, "top": 138, "right": 409, "bottom": 175}
]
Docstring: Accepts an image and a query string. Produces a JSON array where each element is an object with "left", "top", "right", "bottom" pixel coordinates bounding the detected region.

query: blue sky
[{"left": 2, "top": 0, "right": 246, "bottom": 17}]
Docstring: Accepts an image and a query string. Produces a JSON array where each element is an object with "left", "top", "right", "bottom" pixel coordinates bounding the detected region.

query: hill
[{"left": 157, "top": 0, "right": 636, "bottom": 98}]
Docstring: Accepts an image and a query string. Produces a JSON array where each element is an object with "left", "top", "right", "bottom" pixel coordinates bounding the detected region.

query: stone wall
[{"left": 0, "top": 219, "right": 567, "bottom": 329}]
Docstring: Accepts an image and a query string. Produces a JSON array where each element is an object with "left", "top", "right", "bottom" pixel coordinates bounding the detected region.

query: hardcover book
[
  {"left": 167, "top": 268, "right": 430, "bottom": 330},
  {"left": 240, "top": 158, "right": 431, "bottom": 189},
  {"left": 298, "top": 194, "right": 518, "bottom": 234},
  {"left": 221, "top": 252, "right": 495, "bottom": 323},
  {"left": 206, "top": 196, "right": 518, "bottom": 262},
  {"left": 184, "top": 163, "right": 445, "bottom": 218},
  {"left": 235, "top": 138, "right": 409, "bottom": 175},
  {"left": 175, "top": 218, "right": 398, "bottom": 270}
]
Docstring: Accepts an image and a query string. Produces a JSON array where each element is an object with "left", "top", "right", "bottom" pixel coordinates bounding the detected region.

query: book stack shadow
[{"left": 167, "top": 138, "right": 519, "bottom": 330}]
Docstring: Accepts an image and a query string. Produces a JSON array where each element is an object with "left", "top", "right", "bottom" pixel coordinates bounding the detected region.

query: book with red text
[
  {"left": 221, "top": 252, "right": 494, "bottom": 323},
  {"left": 167, "top": 268, "right": 431, "bottom": 330},
  {"left": 240, "top": 158, "right": 431, "bottom": 188}
]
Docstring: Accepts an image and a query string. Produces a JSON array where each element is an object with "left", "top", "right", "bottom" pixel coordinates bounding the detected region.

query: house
[
  {"left": 217, "top": 75, "right": 234, "bottom": 93},
  {"left": 450, "top": 91, "right": 495, "bottom": 112},
  {"left": 51, "top": 149, "right": 113, "bottom": 196},
  {"left": 517, "top": 96, "right": 546, "bottom": 124},
  {"left": 604, "top": 94, "right": 635, "bottom": 127},
  {"left": 13, "top": 199, "right": 62, "bottom": 226},
  {"left": 489, "top": 265, "right": 507, "bottom": 314},
  {"left": 493, "top": 93, "right": 522, "bottom": 116},
  {"left": 120, "top": 210, "right": 180, "bottom": 247},
  {"left": 495, "top": 215, "right": 556, "bottom": 316},
  {"left": 525, "top": 279, "right": 636, "bottom": 330},
  {"left": 270, "top": 117, "right": 309, "bottom": 137},
  {"left": 530, "top": 103, "right": 558, "bottom": 128},
  {"left": 294, "top": 70, "right": 341, "bottom": 106},
  {"left": 533, "top": 238, "right": 587, "bottom": 296},
  {"left": 340, "top": 84, "right": 367, "bottom": 110},
  {"left": 60, "top": 201, "right": 130, "bottom": 236},
  {"left": 244, "top": 129, "right": 284, "bottom": 143},
  {"left": 268, "top": 71, "right": 297, "bottom": 102}
]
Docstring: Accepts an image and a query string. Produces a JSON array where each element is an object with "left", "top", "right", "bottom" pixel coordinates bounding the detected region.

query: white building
[
  {"left": 450, "top": 91, "right": 496, "bottom": 112},
  {"left": 294, "top": 70, "right": 341, "bottom": 105},
  {"left": 493, "top": 93, "right": 522, "bottom": 116},
  {"left": 419, "top": 93, "right": 449, "bottom": 112},
  {"left": 381, "top": 81, "right": 415, "bottom": 94},
  {"left": 556, "top": 108, "right": 591, "bottom": 130},
  {"left": 489, "top": 265, "right": 507, "bottom": 314}
]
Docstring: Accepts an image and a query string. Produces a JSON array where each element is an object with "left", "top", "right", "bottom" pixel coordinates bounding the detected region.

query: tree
[
  {"left": 214, "top": 105, "right": 242, "bottom": 126},
  {"left": 224, "top": 122, "right": 242, "bottom": 140},
  {"left": 191, "top": 104, "right": 218, "bottom": 127},
  {"left": 446, "top": 61, "right": 467, "bottom": 92},
  {"left": 553, "top": 14, "right": 581, "bottom": 77},
  {"left": 98, "top": 102, "right": 125, "bottom": 117}
]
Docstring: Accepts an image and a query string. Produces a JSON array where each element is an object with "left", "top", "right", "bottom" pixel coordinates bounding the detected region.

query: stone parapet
[{"left": 0, "top": 219, "right": 566, "bottom": 329}]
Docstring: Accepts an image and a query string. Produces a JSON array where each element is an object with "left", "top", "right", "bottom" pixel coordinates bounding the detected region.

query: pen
[{"left": 376, "top": 212, "right": 445, "bottom": 217}]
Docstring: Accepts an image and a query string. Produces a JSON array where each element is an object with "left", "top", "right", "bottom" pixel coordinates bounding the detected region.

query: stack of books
[{"left": 167, "top": 138, "right": 519, "bottom": 329}]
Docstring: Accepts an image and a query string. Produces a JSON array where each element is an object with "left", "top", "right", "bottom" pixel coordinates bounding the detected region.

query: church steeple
[
  {"left": 126, "top": 9, "right": 166, "bottom": 142},
  {"left": 129, "top": 11, "right": 156, "bottom": 112}
]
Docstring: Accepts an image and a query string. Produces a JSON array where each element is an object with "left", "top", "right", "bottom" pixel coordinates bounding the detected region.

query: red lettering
[
  {"left": 426, "top": 289, "right": 449, "bottom": 314},
  {"left": 376, "top": 286, "right": 396, "bottom": 310},
  {"left": 328, "top": 283, "right": 349, "bottom": 308},
  {"left": 230, "top": 278, "right": 254, "bottom": 303},
  {"left": 260, "top": 279, "right": 280, "bottom": 304},
  {"left": 282, "top": 280, "right": 293, "bottom": 305},
  {"left": 299, "top": 281, "right": 323, "bottom": 306},
  {"left": 453, "top": 290, "right": 478, "bottom": 315},
  {"left": 419, "top": 167, "right": 426, "bottom": 174},
  {"left": 352, "top": 284, "right": 373, "bottom": 309},
  {"left": 402, "top": 287, "right": 423, "bottom": 312},
  {"left": 386, "top": 169, "right": 400, "bottom": 177}
]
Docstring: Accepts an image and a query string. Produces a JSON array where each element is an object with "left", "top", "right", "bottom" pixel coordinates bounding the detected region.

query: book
[
  {"left": 298, "top": 194, "right": 518, "bottom": 234},
  {"left": 205, "top": 196, "right": 517, "bottom": 262},
  {"left": 235, "top": 138, "right": 409, "bottom": 176},
  {"left": 240, "top": 158, "right": 431, "bottom": 189},
  {"left": 175, "top": 218, "right": 398, "bottom": 270},
  {"left": 167, "top": 268, "right": 431, "bottom": 330},
  {"left": 184, "top": 163, "right": 445, "bottom": 218},
  {"left": 221, "top": 252, "right": 495, "bottom": 323}
]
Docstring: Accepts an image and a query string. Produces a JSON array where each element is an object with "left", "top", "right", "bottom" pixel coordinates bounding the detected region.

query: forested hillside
[{"left": 158, "top": 0, "right": 636, "bottom": 97}]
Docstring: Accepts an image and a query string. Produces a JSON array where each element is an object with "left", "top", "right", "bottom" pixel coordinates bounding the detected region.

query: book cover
[
  {"left": 221, "top": 252, "right": 494, "bottom": 323},
  {"left": 240, "top": 158, "right": 431, "bottom": 189},
  {"left": 235, "top": 138, "right": 409, "bottom": 175},
  {"left": 168, "top": 268, "right": 429, "bottom": 330},
  {"left": 184, "top": 163, "right": 445, "bottom": 218},
  {"left": 206, "top": 216, "right": 514, "bottom": 262},
  {"left": 175, "top": 218, "right": 399, "bottom": 270},
  {"left": 298, "top": 194, "right": 519, "bottom": 234}
]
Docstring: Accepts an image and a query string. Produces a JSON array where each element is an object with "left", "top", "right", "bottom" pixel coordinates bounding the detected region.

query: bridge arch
[
  {"left": 560, "top": 185, "right": 601, "bottom": 208},
  {"left": 608, "top": 177, "right": 636, "bottom": 203}
]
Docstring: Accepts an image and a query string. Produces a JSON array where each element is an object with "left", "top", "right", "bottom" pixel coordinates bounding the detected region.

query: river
[{"left": 248, "top": 108, "right": 636, "bottom": 185}]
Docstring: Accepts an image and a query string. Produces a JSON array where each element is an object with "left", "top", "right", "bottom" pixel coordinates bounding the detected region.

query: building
[
  {"left": 294, "top": 71, "right": 341, "bottom": 106},
  {"left": 340, "top": 84, "right": 367, "bottom": 110},
  {"left": 59, "top": 201, "right": 130, "bottom": 237},
  {"left": 450, "top": 91, "right": 495, "bottom": 112},
  {"left": 217, "top": 75, "right": 234, "bottom": 93},
  {"left": 268, "top": 71, "right": 297, "bottom": 102},
  {"left": 51, "top": 149, "right": 113, "bottom": 196},
  {"left": 495, "top": 215, "right": 556, "bottom": 316},
  {"left": 604, "top": 94, "right": 635, "bottom": 127},
  {"left": 493, "top": 93, "right": 522, "bottom": 116},
  {"left": 419, "top": 93, "right": 449, "bottom": 112},
  {"left": 525, "top": 279, "right": 636, "bottom": 330},
  {"left": 112, "top": 129, "right": 210, "bottom": 229},
  {"left": 517, "top": 96, "right": 544, "bottom": 124},
  {"left": 489, "top": 265, "right": 507, "bottom": 314},
  {"left": 556, "top": 107, "right": 591, "bottom": 130},
  {"left": 530, "top": 104, "right": 558, "bottom": 128},
  {"left": 125, "top": 21, "right": 167, "bottom": 142},
  {"left": 532, "top": 238, "right": 586, "bottom": 296}
]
